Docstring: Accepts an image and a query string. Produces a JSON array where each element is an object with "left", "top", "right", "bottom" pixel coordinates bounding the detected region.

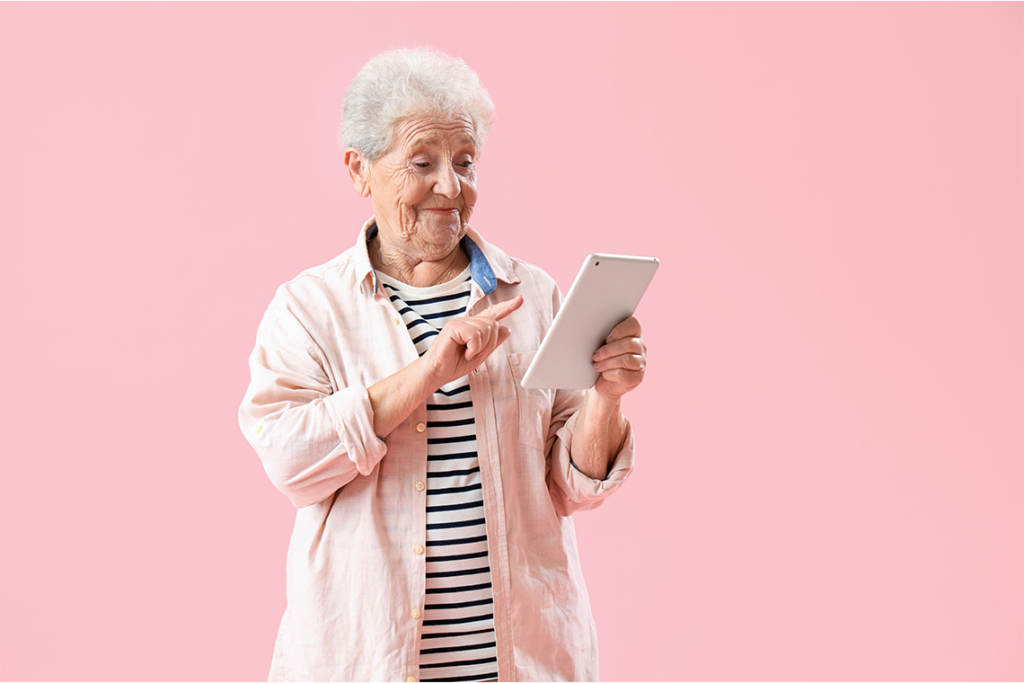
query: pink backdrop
[{"left": 1, "top": 3, "right": 1021, "bottom": 681}]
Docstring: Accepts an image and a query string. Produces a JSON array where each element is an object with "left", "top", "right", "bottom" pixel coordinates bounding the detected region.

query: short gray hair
[{"left": 340, "top": 47, "right": 495, "bottom": 163}]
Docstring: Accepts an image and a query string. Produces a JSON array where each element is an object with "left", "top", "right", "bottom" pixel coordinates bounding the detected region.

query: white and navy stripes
[{"left": 377, "top": 268, "right": 499, "bottom": 683}]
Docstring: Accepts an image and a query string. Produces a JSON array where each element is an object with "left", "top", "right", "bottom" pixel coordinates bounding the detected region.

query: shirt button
[
  {"left": 406, "top": 678, "right": 417, "bottom": 682},
  {"left": 411, "top": 608, "right": 421, "bottom": 620},
  {"left": 414, "top": 545, "right": 424, "bottom": 555},
  {"left": 416, "top": 422, "right": 426, "bottom": 432},
  {"left": 415, "top": 481, "right": 426, "bottom": 492},
  {"left": 394, "top": 318, "right": 400, "bottom": 327}
]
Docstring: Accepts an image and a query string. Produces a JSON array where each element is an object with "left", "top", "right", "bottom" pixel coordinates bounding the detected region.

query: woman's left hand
[{"left": 591, "top": 316, "right": 647, "bottom": 401}]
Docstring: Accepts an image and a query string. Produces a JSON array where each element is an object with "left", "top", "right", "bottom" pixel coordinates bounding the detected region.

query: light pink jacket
[{"left": 239, "top": 219, "right": 635, "bottom": 681}]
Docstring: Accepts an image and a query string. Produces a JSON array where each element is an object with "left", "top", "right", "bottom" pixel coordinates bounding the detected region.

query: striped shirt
[{"left": 377, "top": 268, "right": 498, "bottom": 683}]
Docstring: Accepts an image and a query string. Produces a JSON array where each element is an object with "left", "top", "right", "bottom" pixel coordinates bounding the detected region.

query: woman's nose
[{"left": 431, "top": 163, "right": 461, "bottom": 199}]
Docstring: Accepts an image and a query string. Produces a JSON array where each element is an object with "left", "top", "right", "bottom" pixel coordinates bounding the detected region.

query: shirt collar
[{"left": 356, "top": 217, "right": 519, "bottom": 296}]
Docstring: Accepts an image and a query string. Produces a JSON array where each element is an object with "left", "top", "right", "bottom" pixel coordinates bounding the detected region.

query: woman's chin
[{"left": 416, "top": 218, "right": 465, "bottom": 250}]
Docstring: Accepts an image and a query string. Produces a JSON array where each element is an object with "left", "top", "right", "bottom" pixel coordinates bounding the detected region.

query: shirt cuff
[
  {"left": 324, "top": 385, "right": 388, "bottom": 476},
  {"left": 550, "top": 411, "right": 635, "bottom": 512}
]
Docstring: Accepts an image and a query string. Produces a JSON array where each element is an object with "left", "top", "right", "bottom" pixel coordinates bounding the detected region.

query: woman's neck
[{"left": 369, "top": 236, "right": 470, "bottom": 288}]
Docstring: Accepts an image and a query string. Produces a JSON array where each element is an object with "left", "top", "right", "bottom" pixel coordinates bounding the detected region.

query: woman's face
[{"left": 362, "top": 113, "right": 479, "bottom": 263}]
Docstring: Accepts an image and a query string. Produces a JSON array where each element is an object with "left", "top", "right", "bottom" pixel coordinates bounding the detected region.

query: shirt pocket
[{"left": 506, "top": 352, "right": 554, "bottom": 451}]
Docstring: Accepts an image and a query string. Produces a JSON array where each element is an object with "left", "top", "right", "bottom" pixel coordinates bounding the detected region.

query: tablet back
[{"left": 521, "top": 253, "right": 658, "bottom": 390}]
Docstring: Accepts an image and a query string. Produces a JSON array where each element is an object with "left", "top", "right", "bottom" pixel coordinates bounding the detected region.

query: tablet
[{"left": 520, "top": 253, "right": 659, "bottom": 390}]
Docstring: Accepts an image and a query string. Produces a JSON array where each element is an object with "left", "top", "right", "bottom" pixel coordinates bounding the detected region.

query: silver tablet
[{"left": 520, "top": 253, "right": 659, "bottom": 390}]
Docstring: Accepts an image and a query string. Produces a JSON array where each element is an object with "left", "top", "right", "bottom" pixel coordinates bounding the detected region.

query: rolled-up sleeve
[
  {"left": 544, "top": 391, "right": 636, "bottom": 516},
  {"left": 238, "top": 300, "right": 387, "bottom": 508}
]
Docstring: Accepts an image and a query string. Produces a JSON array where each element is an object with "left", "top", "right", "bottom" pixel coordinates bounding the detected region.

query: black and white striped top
[{"left": 377, "top": 268, "right": 498, "bottom": 683}]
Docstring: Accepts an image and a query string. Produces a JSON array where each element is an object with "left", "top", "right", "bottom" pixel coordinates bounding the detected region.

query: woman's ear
[{"left": 344, "top": 149, "right": 371, "bottom": 198}]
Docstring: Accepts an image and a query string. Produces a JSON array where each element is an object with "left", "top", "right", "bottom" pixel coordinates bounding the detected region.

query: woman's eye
[
  {"left": 459, "top": 160, "right": 474, "bottom": 168},
  {"left": 414, "top": 162, "right": 430, "bottom": 169}
]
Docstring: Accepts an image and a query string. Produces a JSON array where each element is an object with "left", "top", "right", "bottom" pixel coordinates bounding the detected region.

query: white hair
[{"left": 340, "top": 47, "right": 495, "bottom": 163}]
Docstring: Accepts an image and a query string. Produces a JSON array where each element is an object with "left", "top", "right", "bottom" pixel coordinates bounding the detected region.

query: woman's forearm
[
  {"left": 569, "top": 388, "right": 628, "bottom": 480},
  {"left": 367, "top": 357, "right": 436, "bottom": 438}
]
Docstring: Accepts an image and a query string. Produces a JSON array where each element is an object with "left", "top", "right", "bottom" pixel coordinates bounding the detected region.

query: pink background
[{"left": 1, "top": 3, "right": 1021, "bottom": 681}]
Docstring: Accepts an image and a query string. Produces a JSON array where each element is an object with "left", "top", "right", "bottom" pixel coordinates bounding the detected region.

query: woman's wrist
[
  {"left": 584, "top": 387, "right": 622, "bottom": 422},
  {"left": 410, "top": 356, "right": 440, "bottom": 403},
  {"left": 369, "top": 357, "right": 437, "bottom": 438}
]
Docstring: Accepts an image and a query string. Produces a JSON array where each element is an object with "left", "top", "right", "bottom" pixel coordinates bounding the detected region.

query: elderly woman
[{"left": 239, "top": 47, "right": 646, "bottom": 682}]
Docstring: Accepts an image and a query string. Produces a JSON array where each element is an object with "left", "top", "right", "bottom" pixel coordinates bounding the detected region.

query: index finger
[
  {"left": 479, "top": 295, "right": 524, "bottom": 322},
  {"left": 606, "top": 316, "right": 642, "bottom": 343}
]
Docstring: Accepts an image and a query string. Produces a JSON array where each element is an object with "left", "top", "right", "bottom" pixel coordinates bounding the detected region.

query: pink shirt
[{"left": 238, "top": 219, "right": 636, "bottom": 681}]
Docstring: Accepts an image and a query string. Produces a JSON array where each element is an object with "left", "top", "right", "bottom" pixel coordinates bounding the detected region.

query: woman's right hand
[{"left": 422, "top": 295, "right": 524, "bottom": 389}]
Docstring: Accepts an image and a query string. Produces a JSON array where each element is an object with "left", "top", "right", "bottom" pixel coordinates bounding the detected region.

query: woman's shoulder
[
  {"left": 256, "top": 241, "right": 372, "bottom": 334},
  {"left": 508, "top": 256, "right": 559, "bottom": 292},
  {"left": 466, "top": 228, "right": 560, "bottom": 296},
  {"left": 276, "top": 243, "right": 367, "bottom": 299}
]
